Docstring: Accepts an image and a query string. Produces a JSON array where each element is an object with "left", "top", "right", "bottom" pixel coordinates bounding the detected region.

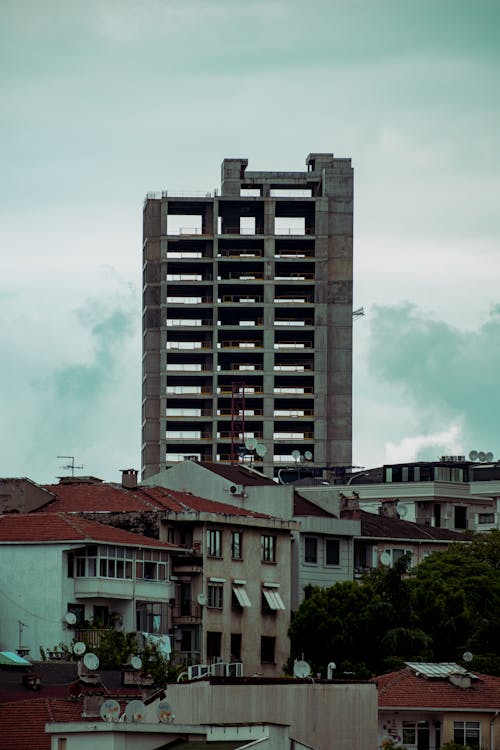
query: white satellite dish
[
  {"left": 397, "top": 504, "right": 409, "bottom": 519},
  {"left": 131, "top": 656, "right": 142, "bottom": 671},
  {"left": 245, "top": 437, "right": 257, "bottom": 451},
  {"left": 157, "top": 700, "right": 174, "bottom": 723},
  {"left": 65, "top": 611, "right": 77, "bottom": 626},
  {"left": 100, "top": 699, "right": 121, "bottom": 722},
  {"left": 293, "top": 659, "right": 312, "bottom": 678},
  {"left": 463, "top": 651, "right": 473, "bottom": 663},
  {"left": 125, "top": 700, "right": 147, "bottom": 723},
  {"left": 486, "top": 451, "right": 494, "bottom": 462},
  {"left": 478, "top": 451, "right": 486, "bottom": 462},
  {"left": 291, "top": 449, "right": 301, "bottom": 460},
  {"left": 380, "top": 551, "right": 391, "bottom": 566},
  {"left": 255, "top": 443, "right": 267, "bottom": 457},
  {"left": 73, "top": 641, "right": 86, "bottom": 656},
  {"left": 83, "top": 652, "right": 99, "bottom": 671},
  {"left": 469, "top": 450, "right": 478, "bottom": 461},
  {"left": 304, "top": 451, "right": 313, "bottom": 461},
  {"left": 197, "top": 593, "right": 207, "bottom": 606}
]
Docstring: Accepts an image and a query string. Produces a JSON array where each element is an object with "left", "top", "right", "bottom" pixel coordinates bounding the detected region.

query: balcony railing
[{"left": 171, "top": 602, "right": 202, "bottom": 623}]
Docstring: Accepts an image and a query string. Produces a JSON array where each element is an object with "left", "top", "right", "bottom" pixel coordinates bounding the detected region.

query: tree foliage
[{"left": 289, "top": 532, "right": 500, "bottom": 677}]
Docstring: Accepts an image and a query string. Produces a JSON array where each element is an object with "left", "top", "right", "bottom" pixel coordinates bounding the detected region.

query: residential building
[
  {"left": 31, "top": 473, "right": 296, "bottom": 677},
  {"left": 142, "top": 153, "right": 354, "bottom": 480},
  {"left": 377, "top": 662, "right": 500, "bottom": 750},
  {"left": 0, "top": 513, "right": 180, "bottom": 658}
]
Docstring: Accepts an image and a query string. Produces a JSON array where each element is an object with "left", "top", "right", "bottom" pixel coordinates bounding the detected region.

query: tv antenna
[
  {"left": 353, "top": 307, "right": 365, "bottom": 320},
  {"left": 57, "top": 455, "right": 83, "bottom": 477}
]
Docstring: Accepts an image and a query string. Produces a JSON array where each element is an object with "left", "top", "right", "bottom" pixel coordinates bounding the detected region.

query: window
[
  {"left": 325, "top": 539, "right": 340, "bottom": 566},
  {"left": 260, "top": 636, "right": 276, "bottom": 664},
  {"left": 261, "top": 535, "right": 276, "bottom": 562},
  {"left": 479, "top": 512, "right": 494, "bottom": 524},
  {"left": 73, "top": 545, "right": 135, "bottom": 579},
  {"left": 402, "top": 721, "right": 430, "bottom": 747},
  {"left": 207, "top": 529, "right": 222, "bottom": 557},
  {"left": 231, "top": 633, "right": 242, "bottom": 661},
  {"left": 206, "top": 631, "right": 222, "bottom": 660},
  {"left": 453, "top": 721, "right": 480, "bottom": 748},
  {"left": 135, "top": 549, "right": 168, "bottom": 581},
  {"left": 454, "top": 506, "right": 467, "bottom": 529},
  {"left": 208, "top": 583, "right": 224, "bottom": 608},
  {"left": 93, "top": 605, "right": 109, "bottom": 627},
  {"left": 304, "top": 537, "right": 318, "bottom": 564},
  {"left": 136, "top": 601, "right": 168, "bottom": 634},
  {"left": 261, "top": 587, "right": 286, "bottom": 613},
  {"left": 231, "top": 531, "right": 242, "bottom": 559}
]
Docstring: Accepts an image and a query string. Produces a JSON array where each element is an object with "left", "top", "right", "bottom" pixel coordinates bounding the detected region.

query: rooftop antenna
[
  {"left": 57, "top": 455, "right": 83, "bottom": 477},
  {"left": 18, "top": 620, "right": 27, "bottom": 651},
  {"left": 353, "top": 307, "right": 365, "bottom": 320}
]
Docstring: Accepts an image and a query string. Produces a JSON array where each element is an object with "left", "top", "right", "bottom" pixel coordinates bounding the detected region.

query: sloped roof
[
  {"left": 0, "top": 513, "right": 179, "bottom": 549},
  {"left": 0, "top": 697, "right": 82, "bottom": 750},
  {"left": 194, "top": 462, "right": 277, "bottom": 486},
  {"left": 39, "top": 482, "right": 274, "bottom": 520},
  {"left": 360, "top": 511, "right": 463, "bottom": 541},
  {"left": 293, "top": 492, "right": 335, "bottom": 518},
  {"left": 377, "top": 666, "right": 500, "bottom": 709}
]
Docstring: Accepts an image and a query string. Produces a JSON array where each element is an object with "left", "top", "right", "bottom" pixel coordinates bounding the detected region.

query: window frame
[
  {"left": 261, "top": 534, "right": 276, "bottom": 563},
  {"left": 207, "top": 528, "right": 222, "bottom": 558},
  {"left": 260, "top": 635, "right": 276, "bottom": 664},
  {"left": 325, "top": 538, "right": 340, "bottom": 566},
  {"left": 304, "top": 536, "right": 318, "bottom": 564},
  {"left": 453, "top": 720, "right": 481, "bottom": 748},
  {"left": 207, "top": 582, "right": 224, "bottom": 609},
  {"left": 231, "top": 530, "right": 243, "bottom": 560}
]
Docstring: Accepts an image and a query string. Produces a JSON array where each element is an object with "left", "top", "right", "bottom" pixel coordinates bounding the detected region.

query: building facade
[{"left": 142, "top": 153, "right": 354, "bottom": 479}]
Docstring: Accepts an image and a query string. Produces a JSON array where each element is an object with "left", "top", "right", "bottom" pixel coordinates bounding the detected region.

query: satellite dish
[
  {"left": 397, "top": 504, "right": 409, "bottom": 519},
  {"left": 478, "top": 451, "right": 486, "bottom": 462},
  {"left": 157, "top": 700, "right": 174, "bottom": 723},
  {"left": 486, "top": 451, "right": 494, "bottom": 462},
  {"left": 125, "top": 700, "right": 147, "bottom": 723},
  {"left": 83, "top": 652, "right": 99, "bottom": 671},
  {"left": 245, "top": 437, "right": 257, "bottom": 451},
  {"left": 291, "top": 449, "right": 301, "bottom": 460},
  {"left": 73, "top": 641, "right": 86, "bottom": 656},
  {"left": 380, "top": 551, "right": 391, "bottom": 566},
  {"left": 65, "top": 612, "right": 77, "bottom": 626},
  {"left": 463, "top": 651, "right": 473, "bottom": 662},
  {"left": 131, "top": 656, "right": 142, "bottom": 671},
  {"left": 255, "top": 443, "right": 267, "bottom": 457},
  {"left": 197, "top": 593, "right": 207, "bottom": 606},
  {"left": 293, "top": 659, "right": 312, "bottom": 678},
  {"left": 469, "top": 450, "right": 478, "bottom": 461},
  {"left": 100, "top": 699, "right": 121, "bottom": 722},
  {"left": 304, "top": 451, "right": 313, "bottom": 461}
]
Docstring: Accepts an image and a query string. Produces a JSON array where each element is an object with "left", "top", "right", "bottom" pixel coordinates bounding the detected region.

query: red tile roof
[
  {"left": 39, "top": 482, "right": 274, "bottom": 520},
  {"left": 0, "top": 697, "right": 82, "bottom": 750},
  {"left": 0, "top": 513, "right": 178, "bottom": 549},
  {"left": 377, "top": 666, "right": 500, "bottom": 709}
]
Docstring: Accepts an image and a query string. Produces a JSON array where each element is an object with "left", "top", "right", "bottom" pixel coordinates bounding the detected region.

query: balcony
[
  {"left": 74, "top": 576, "right": 174, "bottom": 601},
  {"left": 171, "top": 602, "right": 202, "bottom": 624}
]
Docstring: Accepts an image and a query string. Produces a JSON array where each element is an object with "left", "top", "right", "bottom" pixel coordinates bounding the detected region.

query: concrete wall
[{"left": 167, "top": 680, "right": 378, "bottom": 750}]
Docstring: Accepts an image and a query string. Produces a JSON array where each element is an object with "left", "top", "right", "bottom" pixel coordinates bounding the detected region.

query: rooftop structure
[{"left": 142, "top": 154, "right": 354, "bottom": 480}]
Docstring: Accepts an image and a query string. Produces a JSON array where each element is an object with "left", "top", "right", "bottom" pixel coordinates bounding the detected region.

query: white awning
[
  {"left": 233, "top": 586, "right": 252, "bottom": 607},
  {"left": 262, "top": 589, "right": 286, "bottom": 610}
]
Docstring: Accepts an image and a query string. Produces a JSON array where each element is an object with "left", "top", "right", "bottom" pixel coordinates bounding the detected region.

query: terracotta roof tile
[
  {"left": 0, "top": 698, "right": 81, "bottom": 750},
  {"left": 0, "top": 513, "right": 179, "bottom": 549},
  {"left": 377, "top": 666, "right": 500, "bottom": 709}
]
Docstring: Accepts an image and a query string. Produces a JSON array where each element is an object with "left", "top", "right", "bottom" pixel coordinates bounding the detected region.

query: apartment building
[{"left": 142, "top": 153, "right": 354, "bottom": 479}]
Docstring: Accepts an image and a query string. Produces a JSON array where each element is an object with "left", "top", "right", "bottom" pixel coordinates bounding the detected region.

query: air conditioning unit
[{"left": 229, "top": 484, "right": 244, "bottom": 495}]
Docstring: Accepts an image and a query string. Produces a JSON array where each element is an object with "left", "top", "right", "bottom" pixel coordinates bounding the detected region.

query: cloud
[{"left": 365, "top": 303, "right": 500, "bottom": 461}]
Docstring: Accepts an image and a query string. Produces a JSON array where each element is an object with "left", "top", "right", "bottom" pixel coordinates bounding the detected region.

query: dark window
[
  {"left": 231, "top": 531, "right": 242, "bottom": 559},
  {"left": 261, "top": 535, "right": 276, "bottom": 562},
  {"left": 93, "top": 605, "right": 109, "bottom": 627},
  {"left": 325, "top": 538, "right": 340, "bottom": 566},
  {"left": 433, "top": 503, "right": 442, "bottom": 527},
  {"left": 230, "top": 633, "right": 242, "bottom": 661},
  {"left": 454, "top": 506, "right": 467, "bottom": 529},
  {"left": 67, "top": 603, "right": 84, "bottom": 625},
  {"left": 479, "top": 513, "right": 494, "bottom": 524},
  {"left": 453, "top": 721, "right": 480, "bottom": 749},
  {"left": 136, "top": 601, "right": 168, "bottom": 634},
  {"left": 304, "top": 537, "right": 318, "bottom": 563},
  {"left": 67, "top": 554, "right": 74, "bottom": 578},
  {"left": 207, "top": 529, "right": 222, "bottom": 557},
  {"left": 260, "top": 636, "right": 276, "bottom": 664},
  {"left": 206, "top": 631, "right": 222, "bottom": 660}
]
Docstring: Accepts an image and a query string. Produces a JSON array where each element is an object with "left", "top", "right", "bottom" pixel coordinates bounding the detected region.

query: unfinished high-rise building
[{"left": 142, "top": 154, "right": 353, "bottom": 480}]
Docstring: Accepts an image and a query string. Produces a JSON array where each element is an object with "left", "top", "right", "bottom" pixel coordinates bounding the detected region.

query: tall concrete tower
[{"left": 142, "top": 154, "right": 353, "bottom": 480}]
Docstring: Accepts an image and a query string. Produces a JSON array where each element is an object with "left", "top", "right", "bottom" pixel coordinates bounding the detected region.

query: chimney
[
  {"left": 339, "top": 491, "right": 361, "bottom": 519},
  {"left": 379, "top": 499, "right": 399, "bottom": 519},
  {"left": 121, "top": 469, "right": 138, "bottom": 490}
]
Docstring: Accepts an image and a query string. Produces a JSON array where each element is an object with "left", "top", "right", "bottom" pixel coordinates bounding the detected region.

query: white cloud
[{"left": 384, "top": 423, "right": 465, "bottom": 464}]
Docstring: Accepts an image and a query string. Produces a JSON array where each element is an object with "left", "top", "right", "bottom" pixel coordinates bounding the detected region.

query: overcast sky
[{"left": 1, "top": 0, "right": 499, "bottom": 484}]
